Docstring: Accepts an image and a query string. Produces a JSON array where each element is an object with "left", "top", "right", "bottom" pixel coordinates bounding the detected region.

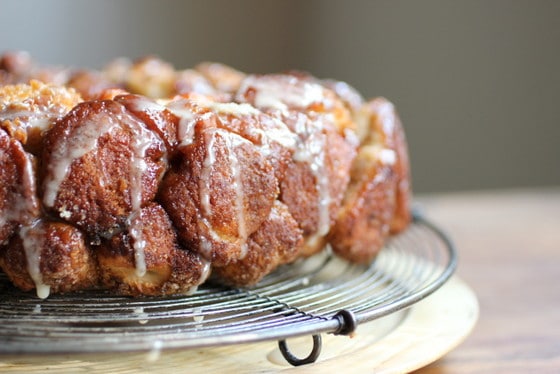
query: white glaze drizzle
[
  {"left": 0, "top": 110, "right": 52, "bottom": 132},
  {"left": 361, "top": 145, "right": 396, "bottom": 166},
  {"left": 237, "top": 75, "right": 326, "bottom": 112},
  {"left": 133, "top": 306, "right": 148, "bottom": 325},
  {"left": 379, "top": 148, "right": 397, "bottom": 165},
  {"left": 166, "top": 100, "right": 204, "bottom": 147},
  {"left": 19, "top": 221, "right": 50, "bottom": 299},
  {"left": 124, "top": 115, "right": 158, "bottom": 278},
  {"left": 291, "top": 116, "right": 331, "bottom": 238},
  {"left": 197, "top": 234, "right": 212, "bottom": 260},
  {"left": 254, "top": 117, "right": 298, "bottom": 150},
  {"left": 207, "top": 101, "right": 260, "bottom": 116},
  {"left": 197, "top": 128, "right": 218, "bottom": 259},
  {"left": 209, "top": 100, "right": 298, "bottom": 158},
  {"left": 198, "top": 258, "right": 212, "bottom": 284},
  {"left": 310, "top": 133, "right": 331, "bottom": 237},
  {"left": 197, "top": 128, "right": 249, "bottom": 259},
  {"left": 128, "top": 95, "right": 166, "bottom": 114},
  {"left": 127, "top": 210, "right": 147, "bottom": 277},
  {"left": 199, "top": 128, "right": 217, "bottom": 219},
  {"left": 230, "top": 113, "right": 298, "bottom": 157},
  {"left": 224, "top": 132, "right": 248, "bottom": 258},
  {"left": 43, "top": 116, "right": 118, "bottom": 208},
  {"left": 233, "top": 76, "right": 336, "bottom": 238},
  {"left": 42, "top": 106, "right": 157, "bottom": 277},
  {"left": 376, "top": 100, "right": 396, "bottom": 136},
  {"left": 184, "top": 258, "right": 212, "bottom": 295}
]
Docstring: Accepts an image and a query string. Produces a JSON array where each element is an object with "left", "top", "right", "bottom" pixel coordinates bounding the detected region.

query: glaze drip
[
  {"left": 19, "top": 220, "right": 50, "bottom": 299},
  {"left": 124, "top": 116, "right": 155, "bottom": 277},
  {"left": 43, "top": 116, "right": 117, "bottom": 208},
  {"left": 292, "top": 118, "right": 331, "bottom": 238},
  {"left": 224, "top": 132, "right": 248, "bottom": 258}
]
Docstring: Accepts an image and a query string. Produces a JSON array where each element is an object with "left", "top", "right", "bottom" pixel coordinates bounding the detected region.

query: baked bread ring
[{"left": 0, "top": 52, "right": 412, "bottom": 298}]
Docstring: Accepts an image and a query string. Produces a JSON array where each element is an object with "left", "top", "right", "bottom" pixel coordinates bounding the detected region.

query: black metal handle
[{"left": 278, "top": 334, "right": 322, "bottom": 366}]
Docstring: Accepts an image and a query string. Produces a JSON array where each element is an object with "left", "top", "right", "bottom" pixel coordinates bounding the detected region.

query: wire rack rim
[{"left": 0, "top": 213, "right": 456, "bottom": 355}]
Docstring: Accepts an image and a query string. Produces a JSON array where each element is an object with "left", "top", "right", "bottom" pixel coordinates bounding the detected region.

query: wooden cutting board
[{"left": 0, "top": 276, "right": 478, "bottom": 373}]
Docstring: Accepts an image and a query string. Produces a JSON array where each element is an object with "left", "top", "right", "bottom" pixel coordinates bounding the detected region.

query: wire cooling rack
[{"left": 0, "top": 213, "right": 456, "bottom": 365}]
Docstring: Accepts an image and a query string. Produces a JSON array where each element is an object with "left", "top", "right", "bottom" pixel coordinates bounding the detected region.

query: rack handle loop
[{"left": 278, "top": 334, "right": 322, "bottom": 366}]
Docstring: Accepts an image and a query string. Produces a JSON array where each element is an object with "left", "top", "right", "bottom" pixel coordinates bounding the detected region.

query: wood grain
[{"left": 413, "top": 188, "right": 560, "bottom": 374}]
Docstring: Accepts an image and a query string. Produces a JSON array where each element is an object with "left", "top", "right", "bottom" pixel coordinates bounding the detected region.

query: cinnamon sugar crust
[{"left": 0, "top": 51, "right": 411, "bottom": 298}]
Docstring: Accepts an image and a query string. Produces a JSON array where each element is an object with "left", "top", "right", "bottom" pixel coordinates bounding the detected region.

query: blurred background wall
[{"left": 1, "top": 0, "right": 559, "bottom": 193}]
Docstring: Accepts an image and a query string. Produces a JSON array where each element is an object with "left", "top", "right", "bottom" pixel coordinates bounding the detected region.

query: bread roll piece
[{"left": 0, "top": 220, "right": 98, "bottom": 298}]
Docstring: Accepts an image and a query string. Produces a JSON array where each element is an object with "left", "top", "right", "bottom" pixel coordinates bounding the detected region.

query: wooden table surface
[{"left": 413, "top": 188, "right": 560, "bottom": 374}]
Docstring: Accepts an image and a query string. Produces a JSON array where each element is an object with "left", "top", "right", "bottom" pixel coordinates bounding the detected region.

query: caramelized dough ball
[
  {"left": 125, "top": 56, "right": 176, "bottom": 98},
  {"left": 328, "top": 162, "right": 396, "bottom": 263},
  {"left": 355, "top": 98, "right": 411, "bottom": 233},
  {"left": 0, "top": 220, "right": 98, "bottom": 297},
  {"left": 0, "top": 51, "right": 71, "bottom": 87},
  {"left": 0, "top": 71, "right": 11, "bottom": 86},
  {"left": 115, "top": 94, "right": 179, "bottom": 151},
  {"left": 169, "top": 95, "right": 297, "bottom": 181},
  {"left": 90, "top": 88, "right": 130, "bottom": 101},
  {"left": 321, "top": 79, "right": 365, "bottom": 114},
  {"left": 67, "top": 69, "right": 122, "bottom": 100},
  {"left": 0, "top": 51, "right": 33, "bottom": 80},
  {"left": 329, "top": 98, "right": 411, "bottom": 263},
  {"left": 0, "top": 80, "right": 82, "bottom": 154},
  {"left": 97, "top": 203, "right": 210, "bottom": 296},
  {"left": 278, "top": 112, "right": 356, "bottom": 256},
  {"left": 235, "top": 75, "right": 358, "bottom": 256},
  {"left": 195, "top": 62, "right": 246, "bottom": 94},
  {"left": 159, "top": 113, "right": 278, "bottom": 266},
  {"left": 0, "top": 129, "right": 40, "bottom": 244},
  {"left": 213, "top": 201, "right": 303, "bottom": 286},
  {"left": 0, "top": 54, "right": 414, "bottom": 297},
  {"left": 103, "top": 57, "right": 132, "bottom": 85},
  {"left": 174, "top": 69, "right": 217, "bottom": 96},
  {"left": 42, "top": 100, "right": 167, "bottom": 241},
  {"left": 236, "top": 74, "right": 357, "bottom": 134}
]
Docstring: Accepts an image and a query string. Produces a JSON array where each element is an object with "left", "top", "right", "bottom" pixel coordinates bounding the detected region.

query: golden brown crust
[
  {"left": 0, "top": 220, "right": 98, "bottom": 294},
  {"left": 174, "top": 69, "right": 217, "bottom": 96},
  {"left": 0, "top": 51, "right": 71, "bottom": 87},
  {"left": 0, "top": 129, "right": 40, "bottom": 244},
  {"left": 0, "top": 53, "right": 413, "bottom": 297},
  {"left": 159, "top": 113, "right": 278, "bottom": 266},
  {"left": 329, "top": 165, "right": 396, "bottom": 263},
  {"left": 97, "top": 203, "right": 209, "bottom": 296},
  {"left": 41, "top": 100, "right": 168, "bottom": 240},
  {"left": 234, "top": 74, "right": 359, "bottom": 256},
  {"left": 67, "top": 70, "right": 121, "bottom": 100},
  {"left": 328, "top": 97, "right": 412, "bottom": 262},
  {"left": 195, "top": 62, "right": 246, "bottom": 94},
  {"left": 125, "top": 56, "right": 177, "bottom": 99},
  {"left": 213, "top": 201, "right": 303, "bottom": 286},
  {"left": 0, "top": 51, "right": 33, "bottom": 78},
  {"left": 115, "top": 94, "right": 179, "bottom": 152},
  {"left": 174, "top": 95, "right": 296, "bottom": 181},
  {"left": 278, "top": 119, "right": 356, "bottom": 257},
  {"left": 358, "top": 98, "right": 412, "bottom": 233},
  {"left": 0, "top": 80, "right": 82, "bottom": 154}
]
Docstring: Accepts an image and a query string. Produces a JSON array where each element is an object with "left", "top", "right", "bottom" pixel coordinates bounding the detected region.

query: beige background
[{"left": 1, "top": 0, "right": 558, "bottom": 193}]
